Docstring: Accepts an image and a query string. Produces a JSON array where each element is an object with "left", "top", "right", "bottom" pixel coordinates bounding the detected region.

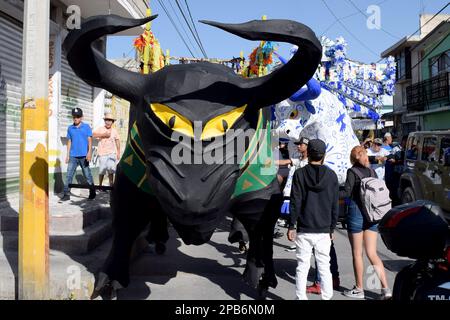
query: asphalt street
[{"left": 116, "top": 217, "right": 413, "bottom": 300}]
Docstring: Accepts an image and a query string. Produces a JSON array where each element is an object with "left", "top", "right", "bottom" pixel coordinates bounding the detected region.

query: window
[
  {"left": 430, "top": 56, "right": 439, "bottom": 77},
  {"left": 396, "top": 50, "right": 406, "bottom": 80},
  {"left": 406, "top": 136, "right": 419, "bottom": 160},
  {"left": 440, "top": 51, "right": 450, "bottom": 73},
  {"left": 439, "top": 137, "right": 450, "bottom": 166},
  {"left": 429, "top": 50, "right": 450, "bottom": 77},
  {"left": 421, "top": 137, "right": 437, "bottom": 162},
  {"left": 402, "top": 86, "right": 407, "bottom": 106}
]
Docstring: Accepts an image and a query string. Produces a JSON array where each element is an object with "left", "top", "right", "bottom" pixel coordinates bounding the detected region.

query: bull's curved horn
[
  {"left": 200, "top": 19, "right": 322, "bottom": 108},
  {"left": 63, "top": 14, "right": 158, "bottom": 103}
]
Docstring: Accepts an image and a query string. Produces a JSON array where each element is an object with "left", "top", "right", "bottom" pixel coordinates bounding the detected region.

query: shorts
[
  {"left": 99, "top": 154, "right": 117, "bottom": 175},
  {"left": 346, "top": 200, "right": 378, "bottom": 233}
]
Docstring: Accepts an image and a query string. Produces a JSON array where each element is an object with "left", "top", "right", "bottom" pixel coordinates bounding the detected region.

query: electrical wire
[
  {"left": 174, "top": 0, "right": 208, "bottom": 58},
  {"left": 320, "top": 0, "right": 380, "bottom": 58},
  {"left": 377, "top": 2, "right": 450, "bottom": 62},
  {"left": 404, "top": 2, "right": 450, "bottom": 46},
  {"left": 346, "top": 0, "right": 401, "bottom": 40},
  {"left": 167, "top": 0, "right": 202, "bottom": 57},
  {"left": 397, "top": 17, "right": 450, "bottom": 82},
  {"left": 320, "top": 0, "right": 390, "bottom": 36},
  {"left": 184, "top": 0, "right": 208, "bottom": 57},
  {"left": 156, "top": 0, "right": 197, "bottom": 57}
]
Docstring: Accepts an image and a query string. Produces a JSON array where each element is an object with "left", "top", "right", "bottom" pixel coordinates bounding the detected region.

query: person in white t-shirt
[
  {"left": 276, "top": 137, "right": 309, "bottom": 170},
  {"left": 367, "top": 138, "right": 390, "bottom": 180}
]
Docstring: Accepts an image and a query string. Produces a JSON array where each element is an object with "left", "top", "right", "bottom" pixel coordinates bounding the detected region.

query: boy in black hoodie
[{"left": 287, "top": 139, "right": 339, "bottom": 300}]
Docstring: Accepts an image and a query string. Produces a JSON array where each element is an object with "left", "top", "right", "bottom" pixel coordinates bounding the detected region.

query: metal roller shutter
[
  {"left": 0, "top": 15, "right": 23, "bottom": 201},
  {"left": 60, "top": 54, "right": 94, "bottom": 136}
]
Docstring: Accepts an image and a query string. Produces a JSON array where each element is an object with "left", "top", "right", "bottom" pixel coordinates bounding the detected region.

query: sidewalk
[{"left": 0, "top": 190, "right": 113, "bottom": 299}]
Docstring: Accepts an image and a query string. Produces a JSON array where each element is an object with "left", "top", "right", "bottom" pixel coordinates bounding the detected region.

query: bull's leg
[
  {"left": 259, "top": 193, "right": 283, "bottom": 291},
  {"left": 92, "top": 167, "right": 156, "bottom": 299},
  {"left": 145, "top": 203, "right": 169, "bottom": 255},
  {"left": 232, "top": 193, "right": 282, "bottom": 299}
]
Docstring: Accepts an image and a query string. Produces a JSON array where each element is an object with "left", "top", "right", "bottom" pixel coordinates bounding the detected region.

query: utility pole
[{"left": 19, "top": 0, "right": 50, "bottom": 300}]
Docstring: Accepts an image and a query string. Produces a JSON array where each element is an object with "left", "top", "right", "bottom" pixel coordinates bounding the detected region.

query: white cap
[{"left": 384, "top": 132, "right": 392, "bottom": 138}]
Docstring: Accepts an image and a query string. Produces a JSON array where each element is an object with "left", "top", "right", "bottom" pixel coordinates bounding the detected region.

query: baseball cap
[
  {"left": 72, "top": 108, "right": 83, "bottom": 118},
  {"left": 294, "top": 137, "right": 310, "bottom": 145},
  {"left": 373, "top": 138, "right": 383, "bottom": 145},
  {"left": 307, "top": 139, "right": 326, "bottom": 157},
  {"left": 384, "top": 132, "right": 392, "bottom": 138}
]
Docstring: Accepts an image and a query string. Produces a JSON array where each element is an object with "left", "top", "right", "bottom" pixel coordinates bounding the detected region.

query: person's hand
[
  {"left": 117, "top": 154, "right": 121, "bottom": 161},
  {"left": 330, "top": 232, "right": 335, "bottom": 241},
  {"left": 287, "top": 229, "right": 296, "bottom": 242},
  {"left": 65, "top": 156, "right": 69, "bottom": 164},
  {"left": 86, "top": 153, "right": 92, "bottom": 162}
]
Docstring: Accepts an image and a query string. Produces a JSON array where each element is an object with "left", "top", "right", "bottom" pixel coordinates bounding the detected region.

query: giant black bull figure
[{"left": 63, "top": 14, "right": 321, "bottom": 298}]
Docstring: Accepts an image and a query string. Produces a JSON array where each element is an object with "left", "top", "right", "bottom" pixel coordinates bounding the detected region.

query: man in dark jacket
[{"left": 287, "top": 139, "right": 339, "bottom": 300}]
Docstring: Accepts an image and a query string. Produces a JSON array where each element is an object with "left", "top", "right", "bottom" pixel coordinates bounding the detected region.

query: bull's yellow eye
[
  {"left": 150, "top": 103, "right": 247, "bottom": 140},
  {"left": 150, "top": 103, "right": 194, "bottom": 138},
  {"left": 201, "top": 105, "right": 247, "bottom": 140},
  {"left": 289, "top": 109, "right": 299, "bottom": 119}
]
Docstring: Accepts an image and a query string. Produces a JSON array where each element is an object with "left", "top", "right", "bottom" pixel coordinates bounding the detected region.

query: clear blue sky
[{"left": 107, "top": 0, "right": 450, "bottom": 64}]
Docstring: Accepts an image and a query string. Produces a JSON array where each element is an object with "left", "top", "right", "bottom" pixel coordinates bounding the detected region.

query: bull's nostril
[{"left": 286, "top": 129, "right": 291, "bottom": 134}]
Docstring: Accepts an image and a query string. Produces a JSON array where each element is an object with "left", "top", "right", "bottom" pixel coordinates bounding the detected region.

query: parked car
[{"left": 399, "top": 131, "right": 450, "bottom": 221}]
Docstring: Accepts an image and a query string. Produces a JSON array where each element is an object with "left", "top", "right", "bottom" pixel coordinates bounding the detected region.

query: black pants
[{"left": 314, "top": 241, "right": 339, "bottom": 282}]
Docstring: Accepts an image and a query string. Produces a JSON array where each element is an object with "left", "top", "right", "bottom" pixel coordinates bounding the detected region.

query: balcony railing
[{"left": 406, "top": 72, "right": 449, "bottom": 112}]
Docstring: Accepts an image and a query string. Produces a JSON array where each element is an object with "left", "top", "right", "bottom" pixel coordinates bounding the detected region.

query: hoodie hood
[{"left": 304, "top": 164, "right": 329, "bottom": 191}]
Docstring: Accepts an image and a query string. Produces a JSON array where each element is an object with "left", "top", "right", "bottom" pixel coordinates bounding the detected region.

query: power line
[
  {"left": 345, "top": 0, "right": 401, "bottom": 40},
  {"left": 320, "top": 0, "right": 380, "bottom": 58},
  {"left": 167, "top": 0, "right": 202, "bottom": 57},
  {"left": 320, "top": 12, "right": 359, "bottom": 36},
  {"left": 397, "top": 17, "right": 450, "bottom": 82},
  {"left": 184, "top": 0, "right": 208, "bottom": 57},
  {"left": 409, "top": 4, "right": 450, "bottom": 52},
  {"left": 156, "top": 0, "right": 197, "bottom": 58},
  {"left": 377, "top": 1, "right": 450, "bottom": 62},
  {"left": 174, "top": 0, "right": 208, "bottom": 58},
  {"left": 173, "top": 0, "right": 208, "bottom": 58},
  {"left": 320, "top": 0, "right": 390, "bottom": 36},
  {"left": 405, "top": 2, "right": 450, "bottom": 45}
]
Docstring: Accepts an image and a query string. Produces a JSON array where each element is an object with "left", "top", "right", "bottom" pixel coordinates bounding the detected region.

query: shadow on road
[{"left": 116, "top": 227, "right": 286, "bottom": 300}]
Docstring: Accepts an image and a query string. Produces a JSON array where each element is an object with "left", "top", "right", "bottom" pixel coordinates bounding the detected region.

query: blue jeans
[
  {"left": 347, "top": 200, "right": 378, "bottom": 233},
  {"left": 314, "top": 241, "right": 339, "bottom": 282},
  {"left": 64, "top": 156, "right": 94, "bottom": 194}
]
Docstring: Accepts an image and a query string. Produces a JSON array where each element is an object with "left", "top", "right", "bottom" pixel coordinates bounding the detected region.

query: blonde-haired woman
[{"left": 340, "top": 146, "right": 391, "bottom": 299}]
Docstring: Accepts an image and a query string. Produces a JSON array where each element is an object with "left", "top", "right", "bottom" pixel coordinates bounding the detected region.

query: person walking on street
[
  {"left": 93, "top": 113, "right": 121, "bottom": 188},
  {"left": 277, "top": 137, "right": 309, "bottom": 237},
  {"left": 340, "top": 146, "right": 392, "bottom": 300},
  {"left": 281, "top": 137, "right": 341, "bottom": 292},
  {"left": 367, "top": 138, "right": 389, "bottom": 180},
  {"left": 62, "top": 108, "right": 96, "bottom": 201},
  {"left": 287, "top": 139, "right": 339, "bottom": 300},
  {"left": 382, "top": 132, "right": 393, "bottom": 152}
]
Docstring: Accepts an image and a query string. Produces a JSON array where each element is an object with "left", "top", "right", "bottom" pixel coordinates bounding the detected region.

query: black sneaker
[
  {"left": 155, "top": 242, "right": 166, "bottom": 255},
  {"left": 60, "top": 194, "right": 70, "bottom": 201},
  {"left": 88, "top": 188, "right": 96, "bottom": 200}
]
